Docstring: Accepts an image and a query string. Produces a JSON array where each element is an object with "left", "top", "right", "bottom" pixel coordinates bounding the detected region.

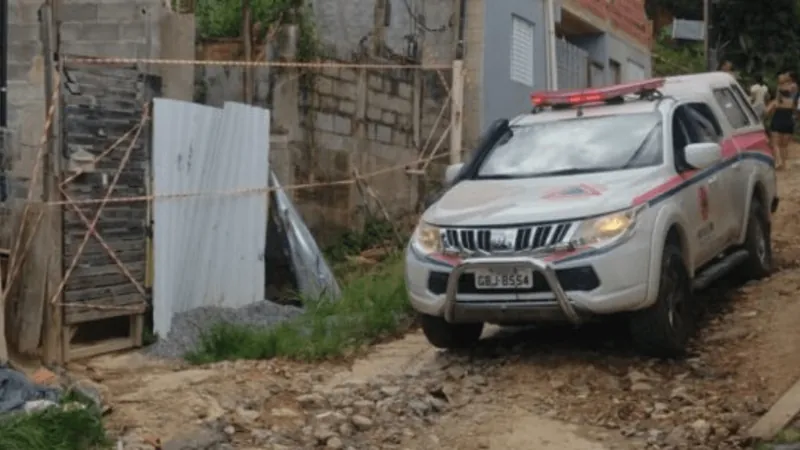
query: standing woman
[
  {"left": 750, "top": 74, "right": 770, "bottom": 119},
  {"left": 766, "top": 72, "right": 797, "bottom": 169}
]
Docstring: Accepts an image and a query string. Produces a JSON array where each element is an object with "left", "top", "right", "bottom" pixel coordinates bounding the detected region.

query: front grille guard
[{"left": 443, "top": 256, "right": 582, "bottom": 325}]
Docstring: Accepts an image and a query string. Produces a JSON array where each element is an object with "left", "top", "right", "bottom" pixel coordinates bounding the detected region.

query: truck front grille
[{"left": 442, "top": 222, "right": 574, "bottom": 254}]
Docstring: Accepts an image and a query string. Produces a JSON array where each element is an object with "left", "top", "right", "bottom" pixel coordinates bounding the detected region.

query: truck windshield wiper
[
  {"left": 476, "top": 167, "right": 615, "bottom": 179},
  {"left": 532, "top": 167, "right": 616, "bottom": 176}
]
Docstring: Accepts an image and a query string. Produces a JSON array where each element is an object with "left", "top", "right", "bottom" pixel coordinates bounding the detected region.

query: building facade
[
  {"left": 463, "top": 0, "right": 652, "bottom": 144},
  {"left": 310, "top": 0, "right": 652, "bottom": 147}
]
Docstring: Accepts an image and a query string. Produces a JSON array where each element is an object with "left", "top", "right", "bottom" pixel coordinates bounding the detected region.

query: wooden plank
[
  {"left": 65, "top": 294, "right": 146, "bottom": 324},
  {"left": 130, "top": 314, "right": 144, "bottom": 348},
  {"left": 42, "top": 2, "right": 65, "bottom": 365},
  {"left": 0, "top": 248, "right": 7, "bottom": 362},
  {"left": 64, "top": 283, "right": 140, "bottom": 302},
  {"left": 16, "top": 206, "right": 49, "bottom": 356},
  {"left": 67, "top": 337, "right": 133, "bottom": 362},
  {"left": 66, "top": 269, "right": 146, "bottom": 291},
  {"left": 747, "top": 377, "right": 800, "bottom": 439}
]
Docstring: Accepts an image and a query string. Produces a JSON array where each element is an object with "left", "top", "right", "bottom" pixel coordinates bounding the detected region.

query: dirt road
[{"left": 72, "top": 159, "right": 800, "bottom": 450}]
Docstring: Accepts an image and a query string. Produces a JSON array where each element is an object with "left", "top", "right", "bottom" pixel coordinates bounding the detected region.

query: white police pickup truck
[{"left": 405, "top": 74, "right": 777, "bottom": 356}]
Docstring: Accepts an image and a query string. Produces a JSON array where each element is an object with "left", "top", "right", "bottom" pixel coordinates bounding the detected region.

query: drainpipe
[
  {"left": 0, "top": 0, "right": 7, "bottom": 201},
  {"left": 455, "top": 0, "right": 466, "bottom": 59},
  {"left": 544, "top": 0, "right": 558, "bottom": 89},
  {"left": 0, "top": 0, "right": 7, "bottom": 127}
]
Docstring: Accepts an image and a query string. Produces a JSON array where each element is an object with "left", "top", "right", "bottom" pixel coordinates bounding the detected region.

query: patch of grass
[
  {"left": 754, "top": 427, "right": 800, "bottom": 449},
  {"left": 185, "top": 253, "right": 412, "bottom": 363},
  {"left": 324, "top": 219, "right": 399, "bottom": 264},
  {"left": 0, "top": 404, "right": 109, "bottom": 450}
]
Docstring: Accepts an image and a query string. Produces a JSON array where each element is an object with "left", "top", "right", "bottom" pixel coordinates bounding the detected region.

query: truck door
[
  {"left": 684, "top": 103, "right": 739, "bottom": 247},
  {"left": 673, "top": 105, "right": 729, "bottom": 266}
]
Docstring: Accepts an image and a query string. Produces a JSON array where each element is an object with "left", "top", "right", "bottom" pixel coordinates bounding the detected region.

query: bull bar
[{"left": 443, "top": 255, "right": 583, "bottom": 325}]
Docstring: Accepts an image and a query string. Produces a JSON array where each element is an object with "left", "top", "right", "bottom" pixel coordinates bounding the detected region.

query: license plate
[{"left": 473, "top": 268, "right": 533, "bottom": 290}]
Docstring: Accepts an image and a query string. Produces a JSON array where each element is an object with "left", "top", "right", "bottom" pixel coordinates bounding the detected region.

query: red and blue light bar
[{"left": 531, "top": 78, "right": 666, "bottom": 107}]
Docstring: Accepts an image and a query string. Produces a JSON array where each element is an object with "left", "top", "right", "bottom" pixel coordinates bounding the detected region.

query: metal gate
[{"left": 556, "top": 38, "right": 589, "bottom": 89}]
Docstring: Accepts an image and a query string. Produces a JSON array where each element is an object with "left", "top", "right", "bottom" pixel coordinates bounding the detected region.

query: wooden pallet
[{"left": 61, "top": 309, "right": 145, "bottom": 362}]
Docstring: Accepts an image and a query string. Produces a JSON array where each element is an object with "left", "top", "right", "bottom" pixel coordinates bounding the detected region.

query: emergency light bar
[{"left": 531, "top": 78, "right": 666, "bottom": 107}]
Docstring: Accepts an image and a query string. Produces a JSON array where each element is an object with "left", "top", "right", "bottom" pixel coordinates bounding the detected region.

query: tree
[
  {"left": 646, "top": 0, "right": 800, "bottom": 81},
  {"left": 652, "top": 29, "right": 705, "bottom": 77},
  {"left": 712, "top": 0, "right": 800, "bottom": 78}
]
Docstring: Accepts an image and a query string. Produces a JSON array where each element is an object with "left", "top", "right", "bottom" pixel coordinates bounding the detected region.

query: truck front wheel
[
  {"left": 737, "top": 198, "right": 772, "bottom": 280},
  {"left": 420, "top": 314, "right": 483, "bottom": 349},
  {"left": 629, "top": 242, "right": 693, "bottom": 358}
]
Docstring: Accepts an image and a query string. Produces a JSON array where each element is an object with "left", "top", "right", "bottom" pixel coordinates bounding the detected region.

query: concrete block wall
[
  {"left": 59, "top": 1, "right": 161, "bottom": 60},
  {"left": 6, "top": 0, "right": 163, "bottom": 202},
  {"left": 293, "top": 66, "right": 449, "bottom": 243},
  {"left": 8, "top": 0, "right": 48, "bottom": 201},
  {"left": 310, "top": 0, "right": 455, "bottom": 64}
]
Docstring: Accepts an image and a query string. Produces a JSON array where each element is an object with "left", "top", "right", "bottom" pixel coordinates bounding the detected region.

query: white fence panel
[{"left": 152, "top": 99, "right": 270, "bottom": 338}]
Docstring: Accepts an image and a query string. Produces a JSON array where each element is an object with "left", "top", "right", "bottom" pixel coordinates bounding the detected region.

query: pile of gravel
[{"left": 146, "top": 300, "right": 304, "bottom": 359}]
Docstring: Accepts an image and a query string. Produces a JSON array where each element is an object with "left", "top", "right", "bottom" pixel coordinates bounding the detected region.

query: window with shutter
[
  {"left": 625, "top": 59, "right": 646, "bottom": 81},
  {"left": 510, "top": 15, "right": 534, "bottom": 86}
]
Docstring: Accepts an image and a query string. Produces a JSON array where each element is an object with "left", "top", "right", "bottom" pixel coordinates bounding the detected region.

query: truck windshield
[{"left": 476, "top": 112, "right": 663, "bottom": 179}]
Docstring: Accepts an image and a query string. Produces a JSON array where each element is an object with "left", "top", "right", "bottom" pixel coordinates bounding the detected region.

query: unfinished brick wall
[
  {"left": 574, "top": 0, "right": 652, "bottom": 48},
  {"left": 292, "top": 65, "right": 450, "bottom": 244}
]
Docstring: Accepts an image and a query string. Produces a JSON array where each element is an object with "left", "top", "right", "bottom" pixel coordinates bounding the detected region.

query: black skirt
[{"left": 771, "top": 108, "right": 795, "bottom": 134}]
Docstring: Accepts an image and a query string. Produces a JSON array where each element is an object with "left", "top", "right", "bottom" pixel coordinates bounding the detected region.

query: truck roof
[{"left": 512, "top": 72, "right": 740, "bottom": 126}]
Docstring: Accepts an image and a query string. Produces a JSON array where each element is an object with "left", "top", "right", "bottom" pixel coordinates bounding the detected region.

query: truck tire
[
  {"left": 630, "top": 242, "right": 693, "bottom": 358},
  {"left": 419, "top": 314, "right": 483, "bottom": 349},
  {"left": 737, "top": 198, "right": 772, "bottom": 280}
]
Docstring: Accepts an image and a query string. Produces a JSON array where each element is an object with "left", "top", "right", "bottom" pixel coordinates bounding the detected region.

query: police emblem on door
[{"left": 489, "top": 229, "right": 517, "bottom": 252}]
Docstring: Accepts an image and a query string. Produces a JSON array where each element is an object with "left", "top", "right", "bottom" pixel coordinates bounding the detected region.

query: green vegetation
[
  {"left": 194, "top": 0, "right": 320, "bottom": 60},
  {"left": 185, "top": 218, "right": 412, "bottom": 363},
  {"left": 324, "top": 219, "right": 399, "bottom": 265},
  {"left": 0, "top": 403, "right": 108, "bottom": 450},
  {"left": 652, "top": 27, "right": 705, "bottom": 77},
  {"left": 185, "top": 252, "right": 411, "bottom": 363}
]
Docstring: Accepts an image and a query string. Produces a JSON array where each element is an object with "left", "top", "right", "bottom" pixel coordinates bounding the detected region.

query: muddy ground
[{"left": 68, "top": 156, "right": 800, "bottom": 450}]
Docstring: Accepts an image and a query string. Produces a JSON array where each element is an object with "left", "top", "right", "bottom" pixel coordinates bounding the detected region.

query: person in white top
[{"left": 750, "top": 75, "right": 770, "bottom": 119}]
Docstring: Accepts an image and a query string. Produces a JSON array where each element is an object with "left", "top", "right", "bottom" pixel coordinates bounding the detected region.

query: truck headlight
[
  {"left": 412, "top": 222, "right": 442, "bottom": 254},
  {"left": 571, "top": 208, "right": 640, "bottom": 246}
]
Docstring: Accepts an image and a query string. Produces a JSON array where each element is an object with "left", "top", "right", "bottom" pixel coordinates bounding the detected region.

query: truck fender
[
  {"left": 643, "top": 204, "right": 695, "bottom": 309},
  {"left": 735, "top": 171, "right": 768, "bottom": 245}
]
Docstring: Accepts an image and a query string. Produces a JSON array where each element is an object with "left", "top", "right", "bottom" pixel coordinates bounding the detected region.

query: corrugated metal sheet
[
  {"left": 152, "top": 99, "right": 270, "bottom": 337},
  {"left": 556, "top": 38, "right": 589, "bottom": 90},
  {"left": 270, "top": 171, "right": 341, "bottom": 300}
]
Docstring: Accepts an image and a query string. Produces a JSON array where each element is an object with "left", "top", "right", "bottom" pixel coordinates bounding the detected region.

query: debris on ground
[
  {"left": 0, "top": 365, "right": 61, "bottom": 413},
  {"left": 146, "top": 301, "right": 303, "bottom": 359}
]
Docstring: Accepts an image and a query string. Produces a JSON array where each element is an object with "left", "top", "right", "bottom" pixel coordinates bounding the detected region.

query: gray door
[{"left": 556, "top": 38, "right": 589, "bottom": 89}]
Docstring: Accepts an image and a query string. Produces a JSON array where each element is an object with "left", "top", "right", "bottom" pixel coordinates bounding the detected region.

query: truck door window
[
  {"left": 672, "top": 106, "right": 694, "bottom": 172},
  {"left": 713, "top": 88, "right": 750, "bottom": 128},
  {"left": 686, "top": 102, "right": 723, "bottom": 140},
  {"left": 729, "top": 83, "right": 760, "bottom": 124},
  {"left": 685, "top": 105, "right": 721, "bottom": 143}
]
